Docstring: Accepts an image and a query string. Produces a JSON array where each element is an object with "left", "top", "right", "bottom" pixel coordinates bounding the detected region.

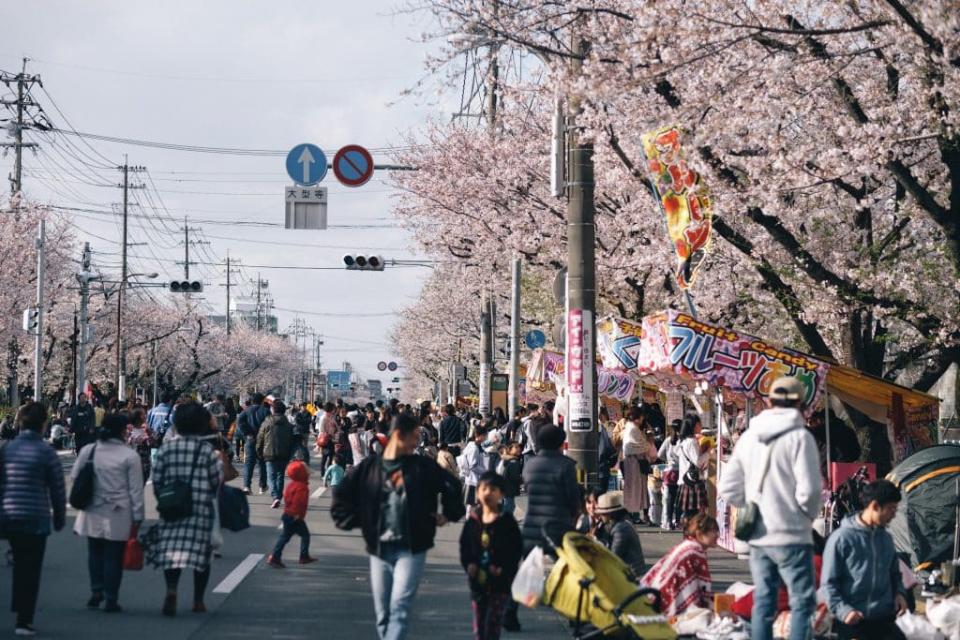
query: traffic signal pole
[
  {"left": 564, "top": 30, "right": 599, "bottom": 490},
  {"left": 116, "top": 161, "right": 128, "bottom": 400}
]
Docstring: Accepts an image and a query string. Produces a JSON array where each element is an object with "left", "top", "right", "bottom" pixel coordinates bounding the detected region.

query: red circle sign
[{"left": 333, "top": 145, "right": 375, "bottom": 187}]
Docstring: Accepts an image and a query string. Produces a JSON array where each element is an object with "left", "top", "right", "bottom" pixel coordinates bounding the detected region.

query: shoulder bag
[
  {"left": 155, "top": 442, "right": 204, "bottom": 521},
  {"left": 734, "top": 436, "right": 781, "bottom": 541},
  {"left": 681, "top": 447, "right": 700, "bottom": 486},
  {"left": 69, "top": 443, "right": 97, "bottom": 510}
]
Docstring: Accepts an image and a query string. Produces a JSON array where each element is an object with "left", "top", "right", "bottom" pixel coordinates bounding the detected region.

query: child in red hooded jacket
[{"left": 266, "top": 460, "right": 317, "bottom": 568}]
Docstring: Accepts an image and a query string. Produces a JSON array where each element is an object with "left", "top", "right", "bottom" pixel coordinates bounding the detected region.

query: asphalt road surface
[{"left": 0, "top": 451, "right": 749, "bottom": 639}]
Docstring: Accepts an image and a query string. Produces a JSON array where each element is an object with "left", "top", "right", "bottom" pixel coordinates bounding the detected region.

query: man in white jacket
[{"left": 718, "top": 377, "right": 822, "bottom": 640}]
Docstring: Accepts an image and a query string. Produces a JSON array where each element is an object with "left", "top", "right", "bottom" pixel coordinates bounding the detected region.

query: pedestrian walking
[
  {"left": 237, "top": 393, "right": 269, "bottom": 495},
  {"left": 126, "top": 408, "right": 154, "bottom": 485},
  {"left": 0, "top": 402, "right": 66, "bottom": 636},
  {"left": 140, "top": 401, "right": 222, "bottom": 617},
  {"left": 496, "top": 442, "right": 522, "bottom": 517},
  {"left": 293, "top": 403, "right": 313, "bottom": 462},
  {"left": 73, "top": 413, "right": 145, "bottom": 613},
  {"left": 323, "top": 454, "right": 346, "bottom": 487},
  {"left": 146, "top": 392, "right": 174, "bottom": 442},
  {"left": 318, "top": 401, "right": 338, "bottom": 474},
  {"left": 507, "top": 424, "right": 581, "bottom": 632},
  {"left": 438, "top": 404, "right": 466, "bottom": 455},
  {"left": 822, "top": 480, "right": 908, "bottom": 640},
  {"left": 331, "top": 413, "right": 465, "bottom": 640},
  {"left": 460, "top": 426, "right": 488, "bottom": 506},
  {"left": 204, "top": 394, "right": 228, "bottom": 435},
  {"left": 657, "top": 419, "right": 682, "bottom": 530},
  {"left": 267, "top": 460, "right": 317, "bottom": 567},
  {"left": 459, "top": 472, "right": 522, "bottom": 640},
  {"left": 676, "top": 414, "right": 708, "bottom": 521},
  {"left": 257, "top": 401, "right": 294, "bottom": 509},
  {"left": 70, "top": 392, "right": 97, "bottom": 453},
  {"left": 719, "top": 376, "right": 822, "bottom": 640},
  {"left": 621, "top": 406, "right": 656, "bottom": 524}
]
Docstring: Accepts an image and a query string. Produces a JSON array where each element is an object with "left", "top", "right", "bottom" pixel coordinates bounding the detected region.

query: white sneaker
[
  {"left": 15, "top": 626, "right": 37, "bottom": 637},
  {"left": 258, "top": 488, "right": 266, "bottom": 495}
]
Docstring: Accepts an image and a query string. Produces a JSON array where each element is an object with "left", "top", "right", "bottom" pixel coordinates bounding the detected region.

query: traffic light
[
  {"left": 22, "top": 307, "right": 39, "bottom": 333},
  {"left": 169, "top": 280, "right": 204, "bottom": 293},
  {"left": 343, "top": 255, "right": 384, "bottom": 271}
]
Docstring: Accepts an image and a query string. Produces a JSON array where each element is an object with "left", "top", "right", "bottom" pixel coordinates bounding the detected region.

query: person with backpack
[
  {"left": 237, "top": 393, "right": 269, "bottom": 496},
  {"left": 292, "top": 403, "right": 313, "bottom": 463},
  {"left": 657, "top": 419, "right": 683, "bottom": 530},
  {"left": 256, "top": 401, "right": 294, "bottom": 509},
  {"left": 146, "top": 393, "right": 174, "bottom": 442}
]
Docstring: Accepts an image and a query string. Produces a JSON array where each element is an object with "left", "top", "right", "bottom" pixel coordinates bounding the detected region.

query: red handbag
[
  {"left": 123, "top": 535, "right": 144, "bottom": 571},
  {"left": 316, "top": 433, "right": 330, "bottom": 448}
]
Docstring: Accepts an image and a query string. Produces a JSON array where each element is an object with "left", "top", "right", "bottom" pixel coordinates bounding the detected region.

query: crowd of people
[{"left": 0, "top": 376, "right": 910, "bottom": 640}]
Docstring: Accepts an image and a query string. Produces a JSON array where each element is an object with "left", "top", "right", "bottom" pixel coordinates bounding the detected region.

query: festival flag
[{"left": 640, "top": 125, "right": 714, "bottom": 289}]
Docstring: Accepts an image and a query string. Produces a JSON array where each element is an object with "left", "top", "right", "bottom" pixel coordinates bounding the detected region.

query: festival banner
[
  {"left": 641, "top": 125, "right": 714, "bottom": 290},
  {"left": 597, "top": 311, "right": 830, "bottom": 410},
  {"left": 527, "top": 349, "right": 637, "bottom": 403}
]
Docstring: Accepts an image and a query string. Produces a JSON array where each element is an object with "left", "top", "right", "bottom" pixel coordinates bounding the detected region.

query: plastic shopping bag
[
  {"left": 896, "top": 612, "right": 945, "bottom": 640},
  {"left": 123, "top": 536, "right": 144, "bottom": 571},
  {"left": 511, "top": 546, "right": 545, "bottom": 608},
  {"left": 927, "top": 596, "right": 960, "bottom": 640}
]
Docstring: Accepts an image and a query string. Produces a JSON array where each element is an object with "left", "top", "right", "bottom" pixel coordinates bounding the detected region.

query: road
[{"left": 0, "top": 451, "right": 750, "bottom": 639}]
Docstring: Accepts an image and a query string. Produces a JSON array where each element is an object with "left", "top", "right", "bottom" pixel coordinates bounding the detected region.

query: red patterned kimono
[{"left": 640, "top": 539, "right": 712, "bottom": 617}]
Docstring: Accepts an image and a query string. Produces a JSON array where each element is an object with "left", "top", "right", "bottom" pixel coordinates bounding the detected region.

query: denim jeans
[
  {"left": 749, "top": 545, "right": 816, "bottom": 640},
  {"left": 266, "top": 459, "right": 288, "bottom": 500},
  {"left": 271, "top": 514, "right": 310, "bottom": 560},
  {"left": 87, "top": 538, "right": 125, "bottom": 603},
  {"left": 369, "top": 544, "right": 427, "bottom": 640},
  {"left": 243, "top": 436, "right": 266, "bottom": 490}
]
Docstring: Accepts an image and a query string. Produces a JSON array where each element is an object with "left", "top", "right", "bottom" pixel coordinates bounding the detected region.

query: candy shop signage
[
  {"left": 598, "top": 311, "right": 830, "bottom": 408},
  {"left": 531, "top": 350, "right": 637, "bottom": 403}
]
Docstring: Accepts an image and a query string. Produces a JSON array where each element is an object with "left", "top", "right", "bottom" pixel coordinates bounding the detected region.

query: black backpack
[
  {"left": 155, "top": 444, "right": 204, "bottom": 521},
  {"left": 69, "top": 444, "right": 97, "bottom": 510}
]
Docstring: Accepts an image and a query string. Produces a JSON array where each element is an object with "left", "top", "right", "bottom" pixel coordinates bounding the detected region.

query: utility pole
[
  {"left": 32, "top": 219, "right": 44, "bottom": 401},
  {"left": 70, "top": 309, "right": 78, "bottom": 403},
  {"left": 564, "top": 29, "right": 599, "bottom": 490},
  {"left": 151, "top": 340, "right": 158, "bottom": 407},
  {"left": 77, "top": 242, "right": 92, "bottom": 401},
  {"left": 479, "top": 295, "right": 492, "bottom": 417},
  {"left": 220, "top": 252, "right": 240, "bottom": 336},
  {"left": 508, "top": 257, "right": 521, "bottom": 420},
  {"left": 179, "top": 217, "right": 209, "bottom": 281},
  {"left": 115, "top": 159, "right": 144, "bottom": 402},
  {"left": 256, "top": 273, "right": 262, "bottom": 331},
  {"left": 0, "top": 60, "right": 41, "bottom": 205}
]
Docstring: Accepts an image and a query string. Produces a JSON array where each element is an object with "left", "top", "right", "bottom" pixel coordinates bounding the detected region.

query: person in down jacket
[{"left": 266, "top": 460, "right": 315, "bottom": 567}]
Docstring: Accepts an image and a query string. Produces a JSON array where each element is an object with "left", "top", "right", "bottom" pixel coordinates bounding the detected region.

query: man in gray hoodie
[
  {"left": 718, "top": 376, "right": 822, "bottom": 640},
  {"left": 822, "top": 480, "right": 908, "bottom": 640}
]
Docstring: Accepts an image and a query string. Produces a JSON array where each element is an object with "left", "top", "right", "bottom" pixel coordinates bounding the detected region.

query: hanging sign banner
[
  {"left": 597, "top": 311, "right": 830, "bottom": 410},
  {"left": 640, "top": 126, "right": 714, "bottom": 290}
]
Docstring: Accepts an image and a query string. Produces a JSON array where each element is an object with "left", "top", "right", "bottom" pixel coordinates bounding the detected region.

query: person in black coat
[
  {"left": 331, "top": 413, "right": 465, "bottom": 640},
  {"left": 438, "top": 404, "right": 466, "bottom": 455},
  {"left": 504, "top": 424, "right": 580, "bottom": 632}
]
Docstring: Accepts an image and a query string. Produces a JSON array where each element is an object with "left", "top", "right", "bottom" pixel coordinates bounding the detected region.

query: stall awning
[{"left": 827, "top": 364, "right": 939, "bottom": 424}]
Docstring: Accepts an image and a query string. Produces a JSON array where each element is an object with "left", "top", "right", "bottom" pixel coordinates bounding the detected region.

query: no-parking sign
[{"left": 333, "top": 145, "right": 375, "bottom": 187}]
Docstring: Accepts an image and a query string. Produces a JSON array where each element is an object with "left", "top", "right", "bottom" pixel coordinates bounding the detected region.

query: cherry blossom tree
[{"left": 391, "top": 0, "right": 960, "bottom": 409}]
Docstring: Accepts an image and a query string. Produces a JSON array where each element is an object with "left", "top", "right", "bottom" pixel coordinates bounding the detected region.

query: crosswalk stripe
[
  {"left": 212, "top": 553, "right": 264, "bottom": 594},
  {"left": 311, "top": 486, "right": 327, "bottom": 499}
]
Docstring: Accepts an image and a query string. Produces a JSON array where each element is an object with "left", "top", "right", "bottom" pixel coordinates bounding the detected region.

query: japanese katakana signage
[{"left": 597, "top": 311, "right": 830, "bottom": 409}]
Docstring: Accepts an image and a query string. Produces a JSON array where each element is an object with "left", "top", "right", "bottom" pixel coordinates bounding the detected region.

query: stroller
[{"left": 540, "top": 523, "right": 677, "bottom": 639}]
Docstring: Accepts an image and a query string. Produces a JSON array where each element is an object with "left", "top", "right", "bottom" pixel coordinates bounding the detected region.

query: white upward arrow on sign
[{"left": 298, "top": 146, "right": 315, "bottom": 184}]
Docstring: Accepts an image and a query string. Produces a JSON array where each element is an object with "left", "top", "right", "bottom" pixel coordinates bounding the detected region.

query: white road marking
[
  {"left": 311, "top": 486, "right": 327, "bottom": 499},
  {"left": 212, "top": 553, "right": 264, "bottom": 594}
]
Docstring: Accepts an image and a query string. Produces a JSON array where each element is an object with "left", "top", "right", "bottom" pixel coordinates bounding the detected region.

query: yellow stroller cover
[{"left": 543, "top": 532, "right": 676, "bottom": 639}]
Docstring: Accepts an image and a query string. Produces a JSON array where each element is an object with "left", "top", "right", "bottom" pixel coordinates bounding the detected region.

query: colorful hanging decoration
[{"left": 641, "top": 126, "right": 714, "bottom": 290}]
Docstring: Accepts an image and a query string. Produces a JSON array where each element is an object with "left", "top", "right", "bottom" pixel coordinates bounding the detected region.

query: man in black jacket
[
  {"left": 438, "top": 404, "right": 466, "bottom": 455},
  {"left": 332, "top": 413, "right": 465, "bottom": 640},
  {"left": 237, "top": 393, "right": 270, "bottom": 495}
]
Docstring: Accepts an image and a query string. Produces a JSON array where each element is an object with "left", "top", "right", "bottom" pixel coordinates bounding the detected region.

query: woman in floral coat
[{"left": 141, "top": 401, "right": 222, "bottom": 616}]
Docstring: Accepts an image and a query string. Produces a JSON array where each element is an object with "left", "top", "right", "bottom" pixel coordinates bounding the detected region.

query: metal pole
[
  {"left": 508, "top": 257, "right": 521, "bottom": 420},
  {"left": 71, "top": 309, "right": 78, "bottom": 403},
  {"left": 151, "top": 340, "right": 158, "bottom": 407},
  {"left": 77, "top": 243, "right": 90, "bottom": 401},
  {"left": 184, "top": 216, "right": 190, "bottom": 280},
  {"left": 32, "top": 219, "right": 44, "bottom": 401},
  {"left": 479, "top": 295, "right": 492, "bottom": 416},
  {"left": 12, "top": 64, "right": 24, "bottom": 197},
  {"left": 225, "top": 252, "right": 231, "bottom": 336},
  {"left": 116, "top": 160, "right": 128, "bottom": 401},
  {"left": 565, "top": 28, "right": 598, "bottom": 490},
  {"left": 825, "top": 391, "right": 832, "bottom": 491}
]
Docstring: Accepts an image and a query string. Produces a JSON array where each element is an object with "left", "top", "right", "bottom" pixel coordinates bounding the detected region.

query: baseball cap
[{"left": 770, "top": 376, "right": 805, "bottom": 402}]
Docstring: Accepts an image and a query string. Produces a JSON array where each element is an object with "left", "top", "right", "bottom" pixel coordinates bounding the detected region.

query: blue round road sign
[
  {"left": 286, "top": 143, "right": 327, "bottom": 186},
  {"left": 387, "top": 361, "right": 398, "bottom": 372},
  {"left": 525, "top": 330, "right": 546, "bottom": 350},
  {"left": 333, "top": 145, "right": 374, "bottom": 187}
]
